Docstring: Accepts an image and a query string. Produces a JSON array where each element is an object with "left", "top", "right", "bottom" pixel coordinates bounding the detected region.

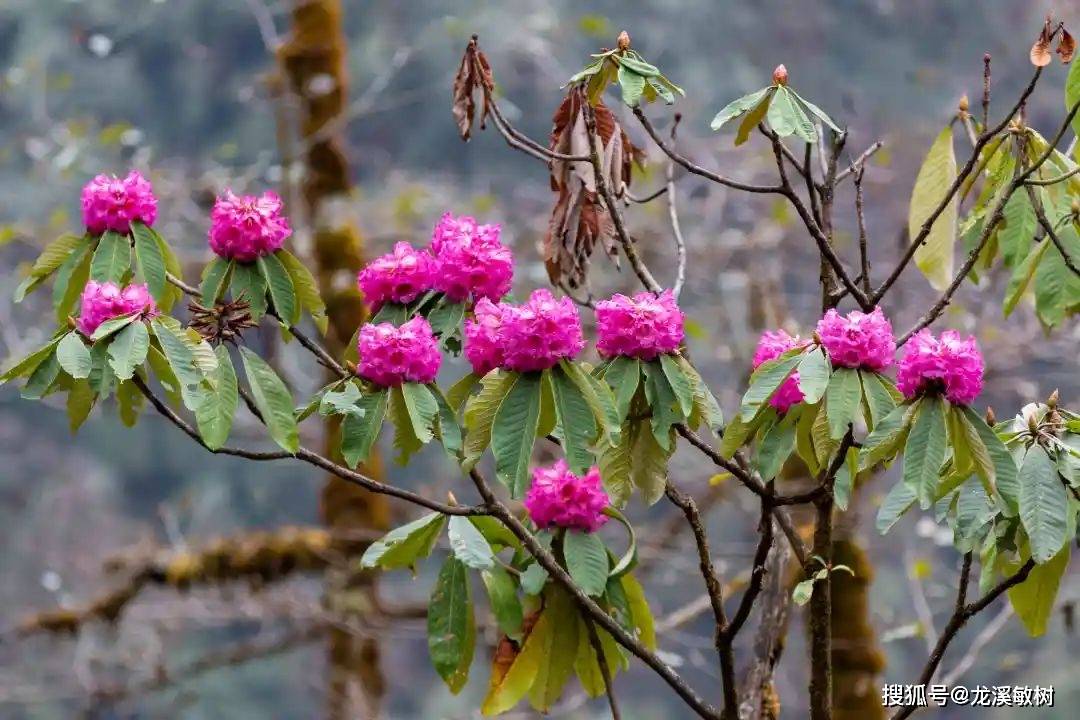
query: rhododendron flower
[
  {"left": 752, "top": 330, "right": 807, "bottom": 413},
  {"left": 896, "top": 329, "right": 984, "bottom": 405},
  {"left": 356, "top": 316, "right": 441, "bottom": 388},
  {"left": 77, "top": 280, "right": 157, "bottom": 336},
  {"left": 595, "top": 290, "right": 685, "bottom": 360},
  {"left": 815, "top": 307, "right": 895, "bottom": 371},
  {"left": 500, "top": 289, "right": 585, "bottom": 372},
  {"left": 208, "top": 190, "right": 291, "bottom": 262},
  {"left": 524, "top": 460, "right": 609, "bottom": 533},
  {"left": 463, "top": 298, "right": 507, "bottom": 375},
  {"left": 81, "top": 171, "right": 158, "bottom": 235},
  {"left": 429, "top": 212, "right": 513, "bottom": 303},
  {"left": 356, "top": 242, "right": 437, "bottom": 312}
]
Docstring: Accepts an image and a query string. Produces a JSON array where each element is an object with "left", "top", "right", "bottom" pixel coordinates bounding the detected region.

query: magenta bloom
[
  {"left": 77, "top": 280, "right": 157, "bottom": 336},
  {"left": 815, "top": 307, "right": 896, "bottom": 371},
  {"left": 896, "top": 329, "right": 984, "bottom": 405},
  {"left": 596, "top": 290, "right": 684, "bottom": 360},
  {"left": 524, "top": 460, "right": 609, "bottom": 533},
  {"left": 356, "top": 242, "right": 437, "bottom": 312},
  {"left": 81, "top": 171, "right": 158, "bottom": 235},
  {"left": 752, "top": 330, "right": 807, "bottom": 413},
  {"left": 463, "top": 298, "right": 507, "bottom": 376},
  {"left": 208, "top": 190, "right": 291, "bottom": 263},
  {"left": 500, "top": 289, "right": 585, "bottom": 373},
  {"left": 356, "top": 316, "right": 441, "bottom": 388},
  {"left": 429, "top": 212, "right": 513, "bottom": 303}
]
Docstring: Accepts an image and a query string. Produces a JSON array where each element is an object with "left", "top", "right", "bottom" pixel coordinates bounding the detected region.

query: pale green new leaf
[
  {"left": 1017, "top": 445, "right": 1069, "bottom": 563},
  {"left": 711, "top": 87, "right": 769, "bottom": 131},
  {"left": 1066, "top": 57, "right": 1080, "bottom": 138},
  {"left": 1007, "top": 544, "right": 1070, "bottom": 637},
  {"left": 107, "top": 320, "right": 149, "bottom": 381},
  {"left": 767, "top": 86, "right": 816, "bottom": 143},
  {"left": 735, "top": 87, "right": 776, "bottom": 146},
  {"left": 447, "top": 515, "right": 495, "bottom": 570},
  {"left": 360, "top": 512, "right": 445, "bottom": 571},
  {"left": 908, "top": 126, "right": 958, "bottom": 290},
  {"left": 1004, "top": 237, "right": 1049, "bottom": 317}
]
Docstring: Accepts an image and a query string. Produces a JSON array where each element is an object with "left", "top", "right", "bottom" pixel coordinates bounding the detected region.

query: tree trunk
[{"left": 279, "top": 3, "right": 390, "bottom": 717}]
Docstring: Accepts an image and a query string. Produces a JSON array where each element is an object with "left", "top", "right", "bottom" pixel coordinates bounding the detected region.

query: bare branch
[{"left": 666, "top": 113, "right": 688, "bottom": 298}]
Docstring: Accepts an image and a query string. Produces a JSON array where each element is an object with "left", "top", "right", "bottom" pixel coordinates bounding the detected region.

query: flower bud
[
  {"left": 958, "top": 94, "right": 970, "bottom": 113},
  {"left": 617, "top": 31, "right": 631, "bottom": 51},
  {"left": 772, "top": 64, "right": 789, "bottom": 86},
  {"left": 1047, "top": 388, "right": 1059, "bottom": 409}
]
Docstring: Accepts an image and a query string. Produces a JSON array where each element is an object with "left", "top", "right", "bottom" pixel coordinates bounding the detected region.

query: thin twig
[
  {"left": 584, "top": 616, "right": 622, "bottom": 720},
  {"left": 1027, "top": 184, "right": 1080, "bottom": 277},
  {"left": 666, "top": 114, "right": 688, "bottom": 298},
  {"left": 834, "top": 141, "right": 884, "bottom": 183},
  {"left": 854, "top": 165, "right": 872, "bottom": 296}
]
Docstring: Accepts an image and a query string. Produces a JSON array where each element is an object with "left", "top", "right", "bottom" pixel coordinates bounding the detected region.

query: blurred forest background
[{"left": 0, "top": 1, "right": 1076, "bottom": 718}]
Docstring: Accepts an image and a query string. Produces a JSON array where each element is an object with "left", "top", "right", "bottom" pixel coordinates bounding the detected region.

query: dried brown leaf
[
  {"left": 452, "top": 39, "right": 496, "bottom": 140},
  {"left": 1058, "top": 29, "right": 1076, "bottom": 64},
  {"left": 1031, "top": 38, "right": 1052, "bottom": 67}
]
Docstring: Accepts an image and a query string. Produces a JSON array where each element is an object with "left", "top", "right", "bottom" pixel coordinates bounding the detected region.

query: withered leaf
[
  {"left": 1031, "top": 39, "right": 1052, "bottom": 67},
  {"left": 1058, "top": 29, "right": 1076, "bottom": 64},
  {"left": 544, "top": 87, "right": 639, "bottom": 288},
  {"left": 452, "top": 38, "right": 495, "bottom": 141}
]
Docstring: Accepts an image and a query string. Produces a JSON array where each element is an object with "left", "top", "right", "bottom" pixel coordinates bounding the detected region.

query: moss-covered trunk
[{"left": 279, "top": 3, "right": 390, "bottom": 717}]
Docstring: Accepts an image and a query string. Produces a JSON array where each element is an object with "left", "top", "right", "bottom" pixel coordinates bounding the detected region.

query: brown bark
[{"left": 279, "top": 3, "right": 390, "bottom": 717}]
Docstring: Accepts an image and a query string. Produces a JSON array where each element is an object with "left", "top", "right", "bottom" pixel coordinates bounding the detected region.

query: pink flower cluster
[
  {"left": 524, "top": 460, "right": 610, "bottom": 533},
  {"left": 896, "top": 329, "right": 984, "bottom": 405},
  {"left": 595, "top": 290, "right": 685, "bottom": 360},
  {"left": 815, "top": 307, "right": 895, "bottom": 371},
  {"left": 357, "top": 316, "right": 441, "bottom": 388},
  {"left": 208, "top": 190, "right": 291, "bottom": 263},
  {"left": 752, "top": 330, "right": 807, "bottom": 413},
  {"left": 357, "top": 242, "right": 437, "bottom": 312},
  {"left": 77, "top": 280, "right": 157, "bottom": 336},
  {"left": 463, "top": 289, "right": 585, "bottom": 374},
  {"left": 429, "top": 212, "right": 513, "bottom": 303},
  {"left": 81, "top": 171, "right": 158, "bottom": 235}
]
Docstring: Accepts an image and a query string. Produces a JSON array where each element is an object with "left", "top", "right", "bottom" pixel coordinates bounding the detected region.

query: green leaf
[
  {"left": 960, "top": 406, "right": 1020, "bottom": 514},
  {"left": 998, "top": 191, "right": 1037, "bottom": 268},
  {"left": 15, "top": 233, "right": 86, "bottom": 301},
  {"left": 200, "top": 257, "right": 233, "bottom": 306},
  {"left": 388, "top": 385, "right": 423, "bottom": 464},
  {"left": 617, "top": 53, "right": 660, "bottom": 77},
  {"left": 492, "top": 372, "right": 543, "bottom": 497},
  {"left": 574, "top": 617, "right": 623, "bottom": 697},
  {"left": 528, "top": 586, "right": 580, "bottom": 712},
  {"left": 1066, "top": 57, "right": 1080, "bottom": 139},
  {"left": 463, "top": 370, "right": 517, "bottom": 469},
  {"left": 427, "top": 557, "right": 475, "bottom": 694},
  {"left": 66, "top": 378, "right": 96, "bottom": 432},
  {"left": 1017, "top": 445, "right": 1069, "bottom": 563},
  {"left": 194, "top": 345, "right": 238, "bottom": 450},
  {"left": 427, "top": 297, "right": 466, "bottom": 341},
  {"left": 89, "top": 231, "right": 130, "bottom": 283},
  {"left": 447, "top": 372, "right": 480, "bottom": 411},
  {"left": 53, "top": 242, "right": 93, "bottom": 322},
  {"left": 621, "top": 573, "right": 656, "bottom": 650},
  {"left": 617, "top": 63, "right": 646, "bottom": 107},
  {"left": 360, "top": 512, "right": 445, "bottom": 571},
  {"left": 755, "top": 414, "right": 797, "bottom": 480},
  {"left": 340, "top": 390, "right": 388, "bottom": 467},
  {"left": 153, "top": 230, "right": 184, "bottom": 313},
  {"left": 21, "top": 350, "right": 60, "bottom": 399},
  {"left": 561, "top": 360, "right": 619, "bottom": 445},
  {"left": 258, "top": 252, "right": 298, "bottom": 325},
  {"left": 520, "top": 561, "right": 549, "bottom": 597},
  {"left": 1004, "top": 237, "right": 1050, "bottom": 317},
  {"left": 722, "top": 406, "right": 771, "bottom": 459},
  {"left": 833, "top": 445, "right": 858, "bottom": 511},
  {"left": 563, "top": 530, "right": 609, "bottom": 597},
  {"left": 796, "top": 348, "right": 830, "bottom": 405},
  {"left": 131, "top": 222, "right": 167, "bottom": 302},
  {"left": 677, "top": 356, "right": 723, "bottom": 431},
  {"left": 825, "top": 367, "right": 862, "bottom": 440},
  {"left": 150, "top": 317, "right": 204, "bottom": 409},
  {"left": 858, "top": 402, "right": 911, "bottom": 471},
  {"left": 789, "top": 89, "right": 842, "bottom": 133},
  {"left": 239, "top": 346, "right": 299, "bottom": 453},
  {"left": 481, "top": 604, "right": 548, "bottom": 715},
  {"left": 642, "top": 360, "right": 680, "bottom": 449},
  {"left": 430, "top": 384, "right": 463, "bottom": 459},
  {"left": 400, "top": 381, "right": 438, "bottom": 444},
  {"left": 116, "top": 377, "right": 144, "bottom": 427},
  {"left": 89, "top": 312, "right": 138, "bottom": 342},
  {"left": 1033, "top": 223, "right": 1080, "bottom": 328},
  {"left": 107, "top": 320, "right": 149, "bottom": 381},
  {"left": 735, "top": 87, "right": 775, "bottom": 146},
  {"left": 711, "top": 87, "right": 770, "bottom": 131},
  {"left": 630, "top": 415, "right": 672, "bottom": 505},
  {"left": 739, "top": 351, "right": 802, "bottom": 420},
  {"left": 276, "top": 249, "right": 327, "bottom": 333},
  {"left": 903, "top": 396, "right": 947, "bottom": 508},
  {"left": 481, "top": 565, "right": 523, "bottom": 638},
  {"left": 447, "top": 515, "right": 495, "bottom": 570},
  {"left": 767, "top": 86, "right": 816, "bottom": 143},
  {"left": 87, "top": 340, "right": 115, "bottom": 397},
  {"left": 860, "top": 371, "right": 898, "bottom": 430},
  {"left": 549, "top": 365, "right": 598, "bottom": 474},
  {"left": 602, "top": 357, "right": 641, "bottom": 423},
  {"left": 659, "top": 353, "right": 693, "bottom": 418},
  {"left": 1007, "top": 544, "right": 1070, "bottom": 637},
  {"left": 1, "top": 336, "right": 63, "bottom": 384},
  {"left": 56, "top": 332, "right": 92, "bottom": 379},
  {"left": 909, "top": 126, "right": 958, "bottom": 291},
  {"left": 231, "top": 262, "right": 267, "bottom": 319}
]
